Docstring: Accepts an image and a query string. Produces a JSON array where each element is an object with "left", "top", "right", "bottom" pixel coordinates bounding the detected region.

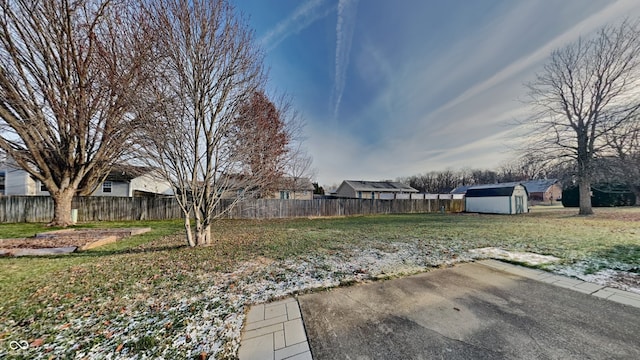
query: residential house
[
  {"left": 521, "top": 179, "right": 562, "bottom": 205},
  {"left": 336, "top": 180, "right": 418, "bottom": 199},
  {"left": 0, "top": 160, "right": 172, "bottom": 197},
  {"left": 268, "top": 177, "right": 315, "bottom": 200},
  {"left": 94, "top": 165, "right": 173, "bottom": 197},
  {"left": 220, "top": 176, "right": 315, "bottom": 200}
]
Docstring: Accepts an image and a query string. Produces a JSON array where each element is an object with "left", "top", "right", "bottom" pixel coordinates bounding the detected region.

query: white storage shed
[{"left": 465, "top": 183, "right": 528, "bottom": 214}]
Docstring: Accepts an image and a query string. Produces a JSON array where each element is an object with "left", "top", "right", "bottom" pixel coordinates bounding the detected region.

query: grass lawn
[{"left": 0, "top": 207, "right": 638, "bottom": 359}]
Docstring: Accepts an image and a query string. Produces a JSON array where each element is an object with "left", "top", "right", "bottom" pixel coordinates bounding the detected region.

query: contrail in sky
[
  {"left": 332, "top": 0, "right": 359, "bottom": 120},
  {"left": 260, "top": 0, "right": 333, "bottom": 52}
]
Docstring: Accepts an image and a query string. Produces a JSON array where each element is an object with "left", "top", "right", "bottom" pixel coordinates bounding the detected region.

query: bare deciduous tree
[
  {"left": 277, "top": 99, "right": 315, "bottom": 199},
  {"left": 602, "top": 113, "right": 640, "bottom": 203},
  {"left": 284, "top": 144, "right": 316, "bottom": 199},
  {"left": 0, "top": 0, "right": 155, "bottom": 226},
  {"left": 524, "top": 20, "right": 640, "bottom": 215},
  {"left": 141, "top": 0, "right": 270, "bottom": 247}
]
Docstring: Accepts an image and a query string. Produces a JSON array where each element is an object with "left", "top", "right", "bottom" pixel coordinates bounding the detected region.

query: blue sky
[{"left": 233, "top": 0, "right": 640, "bottom": 187}]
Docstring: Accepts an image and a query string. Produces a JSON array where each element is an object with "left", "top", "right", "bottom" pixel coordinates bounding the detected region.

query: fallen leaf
[
  {"left": 60, "top": 323, "right": 71, "bottom": 329},
  {"left": 31, "top": 338, "right": 44, "bottom": 347},
  {"left": 200, "top": 352, "right": 207, "bottom": 359},
  {"left": 116, "top": 344, "right": 124, "bottom": 352}
]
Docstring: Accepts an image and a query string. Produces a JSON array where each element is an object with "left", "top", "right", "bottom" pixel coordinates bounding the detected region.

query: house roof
[
  {"left": 105, "top": 165, "right": 154, "bottom": 182},
  {"left": 465, "top": 183, "right": 527, "bottom": 197},
  {"left": 277, "top": 177, "right": 315, "bottom": 191},
  {"left": 521, "top": 179, "right": 559, "bottom": 193},
  {"left": 341, "top": 180, "right": 418, "bottom": 193},
  {"left": 450, "top": 185, "right": 471, "bottom": 194}
]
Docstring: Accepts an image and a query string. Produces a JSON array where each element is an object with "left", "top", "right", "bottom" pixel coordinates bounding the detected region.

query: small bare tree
[
  {"left": 524, "top": 20, "right": 640, "bottom": 215},
  {"left": 0, "top": 0, "right": 155, "bottom": 225},
  {"left": 284, "top": 144, "right": 316, "bottom": 199},
  {"left": 141, "top": 0, "right": 273, "bottom": 246}
]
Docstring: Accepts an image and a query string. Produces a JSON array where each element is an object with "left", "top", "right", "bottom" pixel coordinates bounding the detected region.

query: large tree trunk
[
  {"left": 578, "top": 180, "right": 593, "bottom": 215},
  {"left": 49, "top": 189, "right": 76, "bottom": 227},
  {"left": 195, "top": 218, "right": 211, "bottom": 246}
]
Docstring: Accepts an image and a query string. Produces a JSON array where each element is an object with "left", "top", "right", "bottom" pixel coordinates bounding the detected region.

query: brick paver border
[{"left": 239, "top": 297, "right": 311, "bottom": 360}]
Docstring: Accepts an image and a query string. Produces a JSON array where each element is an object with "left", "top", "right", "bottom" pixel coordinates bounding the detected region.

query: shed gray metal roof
[
  {"left": 465, "top": 183, "right": 527, "bottom": 197},
  {"left": 451, "top": 180, "right": 558, "bottom": 195},
  {"left": 342, "top": 180, "right": 418, "bottom": 193}
]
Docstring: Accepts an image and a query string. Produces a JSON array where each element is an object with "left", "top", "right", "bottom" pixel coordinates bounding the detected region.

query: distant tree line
[
  {"left": 398, "top": 151, "right": 640, "bottom": 205},
  {"left": 397, "top": 156, "right": 563, "bottom": 194}
]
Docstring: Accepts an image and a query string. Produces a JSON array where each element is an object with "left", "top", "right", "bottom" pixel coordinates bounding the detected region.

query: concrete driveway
[{"left": 298, "top": 262, "right": 640, "bottom": 359}]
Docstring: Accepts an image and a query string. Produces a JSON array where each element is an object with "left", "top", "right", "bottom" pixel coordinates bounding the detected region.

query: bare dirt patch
[{"left": 0, "top": 228, "right": 150, "bottom": 249}]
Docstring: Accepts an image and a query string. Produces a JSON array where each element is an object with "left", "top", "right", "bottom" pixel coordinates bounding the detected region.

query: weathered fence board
[{"left": 0, "top": 196, "right": 464, "bottom": 223}]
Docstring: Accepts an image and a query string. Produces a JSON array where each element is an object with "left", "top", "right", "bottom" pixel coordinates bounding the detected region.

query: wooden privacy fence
[
  {"left": 218, "top": 198, "right": 464, "bottom": 219},
  {"left": 0, "top": 197, "right": 183, "bottom": 223},
  {"left": 0, "top": 196, "right": 464, "bottom": 223}
]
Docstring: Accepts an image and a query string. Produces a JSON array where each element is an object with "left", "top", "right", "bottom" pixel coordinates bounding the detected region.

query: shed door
[{"left": 515, "top": 196, "right": 524, "bottom": 214}]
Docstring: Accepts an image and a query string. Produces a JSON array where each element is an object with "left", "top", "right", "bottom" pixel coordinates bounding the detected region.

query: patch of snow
[
  {"left": 552, "top": 261, "right": 640, "bottom": 295},
  {"left": 468, "top": 247, "right": 561, "bottom": 265}
]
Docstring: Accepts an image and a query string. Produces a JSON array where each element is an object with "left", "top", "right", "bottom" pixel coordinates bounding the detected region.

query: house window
[
  {"left": 279, "top": 191, "right": 290, "bottom": 199},
  {"left": 40, "top": 181, "right": 47, "bottom": 192},
  {"left": 0, "top": 171, "right": 4, "bottom": 195},
  {"left": 102, "top": 181, "right": 112, "bottom": 193}
]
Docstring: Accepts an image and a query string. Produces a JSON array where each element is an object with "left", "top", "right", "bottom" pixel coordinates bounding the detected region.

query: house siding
[
  {"left": 130, "top": 174, "right": 173, "bottom": 196},
  {"left": 4, "top": 168, "right": 35, "bottom": 195},
  {"left": 336, "top": 183, "right": 355, "bottom": 198},
  {"left": 91, "top": 181, "right": 130, "bottom": 197}
]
